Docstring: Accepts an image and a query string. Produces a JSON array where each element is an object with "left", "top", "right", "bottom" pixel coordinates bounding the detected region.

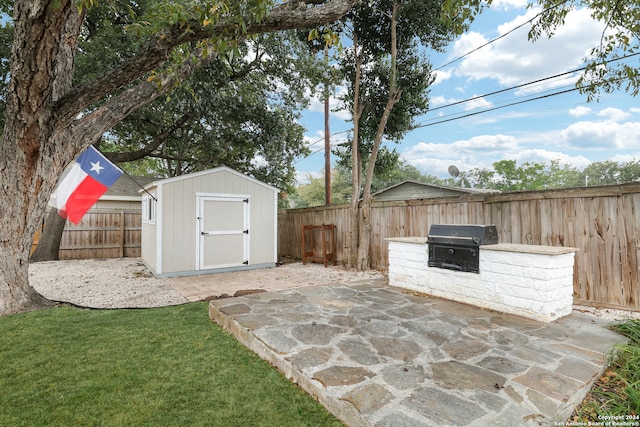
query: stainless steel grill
[{"left": 427, "top": 224, "right": 498, "bottom": 273}]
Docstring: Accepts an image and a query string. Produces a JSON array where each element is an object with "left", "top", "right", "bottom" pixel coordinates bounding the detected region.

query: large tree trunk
[
  {"left": 355, "top": 1, "right": 401, "bottom": 271},
  {"left": 0, "top": 0, "right": 357, "bottom": 316},
  {"left": 29, "top": 210, "right": 67, "bottom": 263},
  {"left": 348, "top": 35, "right": 363, "bottom": 269},
  {"left": 0, "top": 1, "right": 83, "bottom": 315}
]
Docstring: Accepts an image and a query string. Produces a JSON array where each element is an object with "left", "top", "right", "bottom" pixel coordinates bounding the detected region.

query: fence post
[{"left": 119, "top": 210, "right": 125, "bottom": 258}]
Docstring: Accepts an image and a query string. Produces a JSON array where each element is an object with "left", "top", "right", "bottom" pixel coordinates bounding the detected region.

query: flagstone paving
[{"left": 209, "top": 278, "right": 624, "bottom": 427}]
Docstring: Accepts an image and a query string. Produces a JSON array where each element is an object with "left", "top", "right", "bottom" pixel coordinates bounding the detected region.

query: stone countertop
[
  {"left": 385, "top": 237, "right": 579, "bottom": 255},
  {"left": 481, "top": 243, "right": 579, "bottom": 255},
  {"left": 385, "top": 237, "right": 428, "bottom": 244}
]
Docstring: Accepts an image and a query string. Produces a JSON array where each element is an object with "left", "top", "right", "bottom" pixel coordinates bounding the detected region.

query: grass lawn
[{"left": 0, "top": 302, "right": 343, "bottom": 427}]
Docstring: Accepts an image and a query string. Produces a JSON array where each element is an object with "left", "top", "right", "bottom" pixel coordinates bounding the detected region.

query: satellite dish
[{"left": 448, "top": 165, "right": 460, "bottom": 177}]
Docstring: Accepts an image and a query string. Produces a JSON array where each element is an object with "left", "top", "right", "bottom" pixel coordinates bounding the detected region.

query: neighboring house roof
[
  {"left": 102, "top": 175, "right": 158, "bottom": 201},
  {"left": 372, "top": 180, "right": 500, "bottom": 202}
]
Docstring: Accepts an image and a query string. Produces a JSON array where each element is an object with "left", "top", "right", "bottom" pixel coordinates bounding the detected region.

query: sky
[{"left": 293, "top": 0, "right": 640, "bottom": 182}]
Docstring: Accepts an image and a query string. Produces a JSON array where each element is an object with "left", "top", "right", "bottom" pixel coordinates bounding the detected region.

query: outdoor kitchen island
[{"left": 387, "top": 236, "right": 578, "bottom": 322}]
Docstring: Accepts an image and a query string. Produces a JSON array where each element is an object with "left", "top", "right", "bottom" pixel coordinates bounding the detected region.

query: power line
[
  {"left": 294, "top": 2, "right": 567, "bottom": 165},
  {"left": 295, "top": 4, "right": 638, "bottom": 162},
  {"left": 415, "top": 86, "right": 581, "bottom": 129},
  {"left": 422, "top": 53, "right": 640, "bottom": 123},
  {"left": 296, "top": 54, "right": 637, "bottom": 162},
  {"left": 433, "top": 0, "right": 571, "bottom": 72},
  {"left": 418, "top": 82, "right": 577, "bottom": 126},
  {"left": 306, "top": 129, "right": 349, "bottom": 149},
  {"left": 294, "top": 130, "right": 349, "bottom": 164},
  {"left": 428, "top": 67, "right": 584, "bottom": 113}
]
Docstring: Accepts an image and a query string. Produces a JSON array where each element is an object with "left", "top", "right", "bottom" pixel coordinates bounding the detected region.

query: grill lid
[{"left": 427, "top": 224, "right": 498, "bottom": 247}]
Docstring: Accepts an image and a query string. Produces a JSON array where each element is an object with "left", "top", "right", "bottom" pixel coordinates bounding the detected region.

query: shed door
[{"left": 197, "top": 195, "right": 249, "bottom": 270}]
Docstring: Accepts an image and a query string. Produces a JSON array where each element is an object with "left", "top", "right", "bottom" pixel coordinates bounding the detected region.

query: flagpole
[
  {"left": 119, "top": 169, "right": 158, "bottom": 202},
  {"left": 91, "top": 147, "right": 158, "bottom": 202}
]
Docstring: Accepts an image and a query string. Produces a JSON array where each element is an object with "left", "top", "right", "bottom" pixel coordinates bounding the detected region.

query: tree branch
[
  {"left": 102, "top": 112, "right": 194, "bottom": 163},
  {"left": 62, "top": 46, "right": 217, "bottom": 152},
  {"left": 67, "top": 40, "right": 270, "bottom": 157},
  {"left": 54, "top": 0, "right": 358, "bottom": 125}
]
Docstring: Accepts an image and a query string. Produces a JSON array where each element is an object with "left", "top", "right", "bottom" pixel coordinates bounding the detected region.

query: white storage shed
[{"left": 140, "top": 166, "right": 279, "bottom": 278}]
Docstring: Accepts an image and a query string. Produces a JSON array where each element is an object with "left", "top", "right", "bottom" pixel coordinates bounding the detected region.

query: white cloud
[
  {"left": 304, "top": 130, "right": 325, "bottom": 148},
  {"left": 465, "top": 96, "right": 492, "bottom": 111},
  {"left": 451, "top": 31, "right": 487, "bottom": 60},
  {"left": 401, "top": 135, "right": 521, "bottom": 176},
  {"left": 559, "top": 120, "right": 640, "bottom": 150},
  {"left": 295, "top": 169, "right": 322, "bottom": 185},
  {"left": 510, "top": 148, "right": 591, "bottom": 169},
  {"left": 405, "top": 134, "right": 518, "bottom": 158},
  {"left": 433, "top": 69, "right": 453, "bottom": 85},
  {"left": 568, "top": 106, "right": 592, "bottom": 117},
  {"left": 307, "top": 84, "right": 351, "bottom": 121},
  {"left": 304, "top": 129, "right": 349, "bottom": 153},
  {"left": 401, "top": 116, "right": 640, "bottom": 178},
  {"left": 429, "top": 94, "right": 479, "bottom": 109},
  {"left": 609, "top": 153, "right": 640, "bottom": 163},
  {"left": 430, "top": 95, "right": 450, "bottom": 107},
  {"left": 455, "top": 134, "right": 520, "bottom": 152},
  {"left": 490, "top": 0, "right": 529, "bottom": 11},
  {"left": 598, "top": 107, "right": 631, "bottom": 122},
  {"left": 407, "top": 157, "right": 490, "bottom": 178},
  {"left": 403, "top": 137, "right": 592, "bottom": 177},
  {"left": 451, "top": 8, "right": 608, "bottom": 93}
]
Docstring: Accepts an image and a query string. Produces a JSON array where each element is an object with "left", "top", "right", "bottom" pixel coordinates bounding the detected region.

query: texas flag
[{"left": 51, "top": 146, "right": 123, "bottom": 224}]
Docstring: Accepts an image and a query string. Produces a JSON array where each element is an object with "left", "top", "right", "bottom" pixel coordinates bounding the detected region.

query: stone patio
[{"left": 209, "top": 278, "right": 624, "bottom": 427}]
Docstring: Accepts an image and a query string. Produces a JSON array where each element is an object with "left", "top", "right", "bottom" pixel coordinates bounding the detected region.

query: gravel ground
[
  {"left": 29, "top": 257, "right": 385, "bottom": 309},
  {"left": 30, "top": 258, "right": 189, "bottom": 308},
  {"left": 28, "top": 257, "right": 640, "bottom": 320}
]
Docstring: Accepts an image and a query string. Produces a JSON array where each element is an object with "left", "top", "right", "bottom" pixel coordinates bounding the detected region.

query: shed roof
[{"left": 142, "top": 166, "right": 280, "bottom": 193}]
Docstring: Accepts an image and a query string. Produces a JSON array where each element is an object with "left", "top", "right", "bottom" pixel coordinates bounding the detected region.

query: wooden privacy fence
[
  {"left": 33, "top": 210, "right": 142, "bottom": 259},
  {"left": 278, "top": 182, "right": 640, "bottom": 311}
]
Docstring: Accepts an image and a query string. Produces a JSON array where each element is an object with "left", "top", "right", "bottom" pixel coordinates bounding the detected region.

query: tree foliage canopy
[
  {"left": 455, "top": 159, "right": 640, "bottom": 191},
  {"left": 98, "top": 29, "right": 323, "bottom": 193},
  {"left": 336, "top": 0, "right": 461, "bottom": 165},
  {"left": 0, "top": 0, "right": 331, "bottom": 194},
  {"left": 0, "top": 0, "right": 358, "bottom": 315},
  {"left": 291, "top": 158, "right": 640, "bottom": 208},
  {"left": 529, "top": 0, "right": 640, "bottom": 100},
  {"left": 291, "top": 160, "right": 444, "bottom": 208}
]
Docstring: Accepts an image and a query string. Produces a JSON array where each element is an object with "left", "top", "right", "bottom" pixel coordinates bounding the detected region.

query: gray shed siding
[
  {"left": 161, "top": 178, "right": 195, "bottom": 274},
  {"left": 142, "top": 167, "right": 278, "bottom": 277},
  {"left": 141, "top": 221, "right": 157, "bottom": 272}
]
